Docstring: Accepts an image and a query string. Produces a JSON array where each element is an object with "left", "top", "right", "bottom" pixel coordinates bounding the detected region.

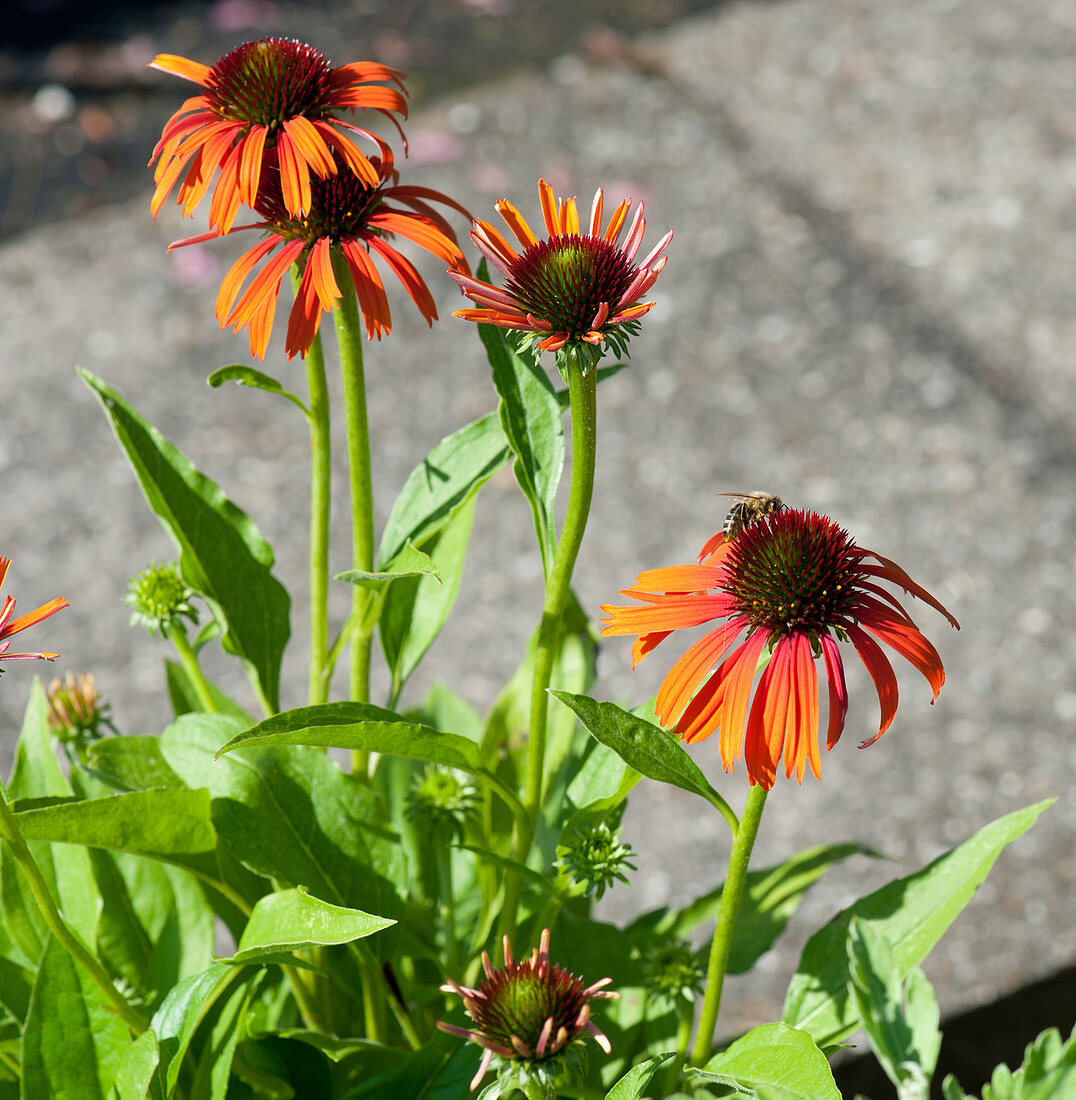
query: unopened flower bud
[
  {"left": 556, "top": 821, "right": 636, "bottom": 901},
  {"left": 125, "top": 562, "right": 198, "bottom": 637},
  {"left": 47, "top": 672, "right": 110, "bottom": 743}
]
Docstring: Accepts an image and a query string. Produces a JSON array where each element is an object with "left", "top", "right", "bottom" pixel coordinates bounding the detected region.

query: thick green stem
[
  {"left": 689, "top": 783, "right": 769, "bottom": 1066},
  {"left": 331, "top": 255, "right": 375, "bottom": 730},
  {"left": 297, "top": 270, "right": 333, "bottom": 706},
  {"left": 0, "top": 784, "right": 147, "bottom": 1034},
  {"left": 500, "top": 358, "right": 598, "bottom": 942},
  {"left": 169, "top": 622, "right": 218, "bottom": 714}
]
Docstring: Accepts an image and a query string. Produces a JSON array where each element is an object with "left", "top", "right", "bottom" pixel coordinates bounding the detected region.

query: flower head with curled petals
[
  {"left": 169, "top": 154, "right": 469, "bottom": 359},
  {"left": 149, "top": 38, "right": 408, "bottom": 233},
  {"left": 601, "top": 508, "right": 959, "bottom": 790},
  {"left": 0, "top": 557, "right": 68, "bottom": 673},
  {"left": 450, "top": 178, "right": 671, "bottom": 370},
  {"left": 437, "top": 928, "right": 618, "bottom": 1094}
]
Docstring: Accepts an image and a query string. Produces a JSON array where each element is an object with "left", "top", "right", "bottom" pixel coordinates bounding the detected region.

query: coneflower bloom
[
  {"left": 0, "top": 557, "right": 68, "bottom": 669},
  {"left": 601, "top": 509, "right": 958, "bottom": 790},
  {"left": 169, "top": 155, "right": 469, "bottom": 359},
  {"left": 149, "top": 38, "right": 408, "bottom": 233},
  {"left": 449, "top": 177, "right": 671, "bottom": 361},
  {"left": 437, "top": 928, "right": 618, "bottom": 1093}
]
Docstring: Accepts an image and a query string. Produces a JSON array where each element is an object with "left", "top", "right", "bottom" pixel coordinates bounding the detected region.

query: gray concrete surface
[{"left": 1, "top": 0, "right": 1072, "bottom": 1046}]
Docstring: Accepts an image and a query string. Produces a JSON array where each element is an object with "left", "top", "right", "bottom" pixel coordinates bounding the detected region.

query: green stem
[
  {"left": 434, "top": 839, "right": 459, "bottom": 974},
  {"left": 298, "top": 271, "right": 333, "bottom": 707},
  {"left": 331, "top": 253, "right": 375, "bottom": 730},
  {"left": 660, "top": 1000, "right": 696, "bottom": 1098},
  {"left": 0, "top": 784, "right": 146, "bottom": 1034},
  {"left": 500, "top": 356, "right": 599, "bottom": 942},
  {"left": 169, "top": 622, "right": 217, "bottom": 714},
  {"left": 689, "top": 783, "right": 769, "bottom": 1066}
]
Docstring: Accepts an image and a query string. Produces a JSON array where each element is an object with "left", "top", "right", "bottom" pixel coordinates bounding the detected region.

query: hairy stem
[{"left": 690, "top": 783, "right": 769, "bottom": 1066}]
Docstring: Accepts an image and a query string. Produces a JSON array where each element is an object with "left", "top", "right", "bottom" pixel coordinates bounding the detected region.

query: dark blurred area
[{"left": 0, "top": 0, "right": 721, "bottom": 239}]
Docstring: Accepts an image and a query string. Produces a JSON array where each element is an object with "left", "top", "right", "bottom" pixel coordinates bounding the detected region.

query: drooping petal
[
  {"left": 820, "top": 633, "right": 849, "bottom": 750},
  {"left": 857, "top": 606, "right": 946, "bottom": 701},
  {"left": 860, "top": 556, "right": 959, "bottom": 628},
  {"left": 846, "top": 623, "right": 899, "bottom": 747}
]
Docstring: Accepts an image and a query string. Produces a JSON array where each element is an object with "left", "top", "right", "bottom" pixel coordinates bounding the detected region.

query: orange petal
[
  {"left": 857, "top": 608, "right": 945, "bottom": 701},
  {"left": 149, "top": 54, "right": 212, "bottom": 84},
  {"left": 846, "top": 624, "right": 899, "bottom": 747},
  {"left": 820, "top": 634, "right": 848, "bottom": 750},
  {"left": 367, "top": 236, "right": 437, "bottom": 324},
  {"left": 497, "top": 197, "right": 540, "bottom": 250}
]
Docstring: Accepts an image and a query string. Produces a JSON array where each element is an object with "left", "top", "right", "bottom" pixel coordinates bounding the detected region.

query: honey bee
[{"left": 720, "top": 491, "right": 785, "bottom": 541}]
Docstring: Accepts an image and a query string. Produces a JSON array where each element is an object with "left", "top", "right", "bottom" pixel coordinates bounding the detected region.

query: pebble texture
[{"left": 0, "top": 0, "right": 1072, "bottom": 1044}]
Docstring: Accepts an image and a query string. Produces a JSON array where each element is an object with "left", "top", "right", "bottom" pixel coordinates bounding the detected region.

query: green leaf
[
  {"left": 406, "top": 683, "right": 483, "bottom": 744},
  {"left": 846, "top": 919, "right": 940, "bottom": 1099},
  {"left": 189, "top": 970, "right": 263, "bottom": 1100},
  {"left": 379, "top": 412, "right": 509, "bottom": 567},
  {"left": 85, "top": 737, "right": 185, "bottom": 793},
  {"left": 549, "top": 693, "right": 735, "bottom": 821},
  {"left": 149, "top": 961, "right": 241, "bottom": 1098},
  {"left": 80, "top": 369, "right": 291, "bottom": 713},
  {"left": 605, "top": 1054, "right": 676, "bottom": 1098},
  {"left": 22, "top": 936, "right": 130, "bottom": 1100},
  {"left": 782, "top": 799, "right": 1054, "bottom": 1049},
  {"left": 216, "top": 702, "right": 483, "bottom": 775},
  {"left": 701, "top": 1022, "right": 840, "bottom": 1100},
  {"left": 2, "top": 682, "right": 99, "bottom": 957},
  {"left": 479, "top": 321, "right": 564, "bottom": 576},
  {"left": 14, "top": 788, "right": 217, "bottom": 864},
  {"left": 165, "top": 660, "right": 254, "bottom": 723},
  {"left": 161, "top": 716, "right": 405, "bottom": 937},
  {"left": 232, "top": 888, "right": 394, "bottom": 964},
  {"left": 975, "top": 1024, "right": 1076, "bottom": 1100},
  {"left": 565, "top": 739, "right": 641, "bottom": 818},
  {"left": 641, "top": 844, "right": 870, "bottom": 975},
  {"left": 338, "top": 543, "right": 441, "bottom": 589},
  {"left": 107, "top": 1031, "right": 160, "bottom": 1100},
  {"left": 207, "top": 365, "right": 308, "bottom": 415},
  {"left": 0, "top": 957, "right": 32, "bottom": 1023},
  {"left": 342, "top": 1031, "right": 480, "bottom": 1099},
  {"left": 380, "top": 492, "right": 477, "bottom": 698}
]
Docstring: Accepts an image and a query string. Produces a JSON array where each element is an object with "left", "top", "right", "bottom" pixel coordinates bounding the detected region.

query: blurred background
[{"left": 1, "top": 1, "right": 1073, "bottom": 1095}]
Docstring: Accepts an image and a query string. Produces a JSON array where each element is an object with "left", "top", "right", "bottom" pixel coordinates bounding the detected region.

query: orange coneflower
[
  {"left": 601, "top": 509, "right": 959, "bottom": 790},
  {"left": 149, "top": 38, "right": 408, "bottom": 233},
  {"left": 449, "top": 178, "right": 671, "bottom": 361},
  {"left": 0, "top": 557, "right": 68, "bottom": 668},
  {"left": 170, "top": 154, "right": 469, "bottom": 359}
]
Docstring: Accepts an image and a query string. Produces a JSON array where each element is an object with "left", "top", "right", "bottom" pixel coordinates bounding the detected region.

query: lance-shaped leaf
[
  {"left": 22, "top": 936, "right": 130, "bottom": 1100},
  {"left": 107, "top": 1031, "right": 160, "bottom": 1100},
  {"left": 207, "top": 364, "right": 308, "bottom": 414},
  {"left": 379, "top": 412, "right": 509, "bottom": 567},
  {"left": 232, "top": 887, "right": 394, "bottom": 964},
  {"left": 606, "top": 1054, "right": 676, "bottom": 1099},
  {"left": 550, "top": 692, "right": 735, "bottom": 824},
  {"left": 13, "top": 788, "right": 217, "bottom": 869},
  {"left": 81, "top": 369, "right": 291, "bottom": 712},
  {"left": 149, "top": 961, "right": 245, "bottom": 1098},
  {"left": 337, "top": 543, "right": 440, "bottom": 589},
  {"left": 380, "top": 492, "right": 477, "bottom": 698},
  {"left": 216, "top": 701, "right": 483, "bottom": 775},
  {"left": 783, "top": 799, "right": 1053, "bottom": 1049},
  {"left": 479, "top": 320, "right": 564, "bottom": 577}
]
